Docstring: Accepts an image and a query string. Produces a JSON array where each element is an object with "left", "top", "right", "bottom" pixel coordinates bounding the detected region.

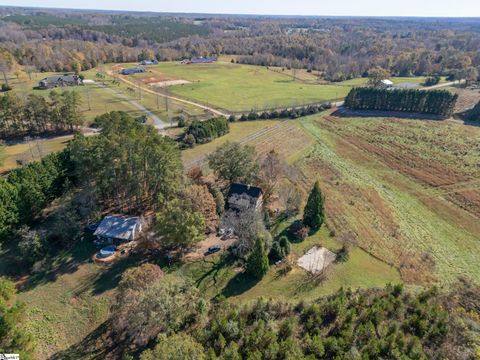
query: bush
[
  {"left": 177, "top": 116, "right": 187, "bottom": 127},
  {"left": 270, "top": 235, "right": 291, "bottom": 261},
  {"left": 228, "top": 115, "right": 236, "bottom": 122},
  {"left": 247, "top": 112, "right": 258, "bottom": 120},
  {"left": 1, "top": 84, "right": 12, "bottom": 92},
  {"left": 336, "top": 245, "right": 350, "bottom": 262},
  {"left": 240, "top": 114, "right": 248, "bottom": 121}
]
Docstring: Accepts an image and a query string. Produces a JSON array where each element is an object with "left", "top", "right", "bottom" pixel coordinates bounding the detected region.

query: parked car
[{"left": 205, "top": 245, "right": 221, "bottom": 256}]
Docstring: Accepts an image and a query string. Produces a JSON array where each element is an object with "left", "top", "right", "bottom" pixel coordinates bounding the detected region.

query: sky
[{"left": 2, "top": 0, "right": 480, "bottom": 17}]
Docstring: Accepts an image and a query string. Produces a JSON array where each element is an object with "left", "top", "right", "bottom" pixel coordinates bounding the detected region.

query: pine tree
[
  {"left": 303, "top": 181, "right": 325, "bottom": 231},
  {"left": 246, "top": 237, "right": 269, "bottom": 279}
]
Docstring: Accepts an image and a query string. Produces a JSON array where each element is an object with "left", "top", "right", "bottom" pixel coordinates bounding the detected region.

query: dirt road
[{"left": 107, "top": 66, "right": 229, "bottom": 118}]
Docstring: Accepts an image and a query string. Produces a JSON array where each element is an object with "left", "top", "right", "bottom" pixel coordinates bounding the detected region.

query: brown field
[
  {"left": 294, "top": 114, "right": 480, "bottom": 285},
  {"left": 448, "top": 86, "right": 480, "bottom": 112}
]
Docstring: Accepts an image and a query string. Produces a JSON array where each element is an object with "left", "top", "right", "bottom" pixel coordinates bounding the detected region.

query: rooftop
[
  {"left": 228, "top": 183, "right": 262, "bottom": 200},
  {"left": 93, "top": 215, "right": 142, "bottom": 241}
]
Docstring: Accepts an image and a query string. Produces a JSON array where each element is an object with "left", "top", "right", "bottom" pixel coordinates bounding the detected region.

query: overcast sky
[{"left": 2, "top": 0, "right": 480, "bottom": 17}]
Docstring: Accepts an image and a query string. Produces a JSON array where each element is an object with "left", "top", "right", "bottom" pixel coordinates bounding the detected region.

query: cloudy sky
[{"left": 3, "top": 0, "right": 480, "bottom": 17}]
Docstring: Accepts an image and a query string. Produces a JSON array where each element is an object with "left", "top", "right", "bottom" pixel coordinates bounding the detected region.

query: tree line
[
  {"left": 0, "top": 91, "right": 83, "bottom": 138},
  {"left": 0, "top": 151, "right": 70, "bottom": 239},
  {"left": 344, "top": 88, "right": 458, "bottom": 116}
]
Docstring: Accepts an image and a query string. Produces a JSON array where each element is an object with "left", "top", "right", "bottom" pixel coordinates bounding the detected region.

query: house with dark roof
[
  {"left": 93, "top": 215, "right": 144, "bottom": 244},
  {"left": 38, "top": 74, "right": 83, "bottom": 89},
  {"left": 227, "top": 183, "right": 263, "bottom": 212}
]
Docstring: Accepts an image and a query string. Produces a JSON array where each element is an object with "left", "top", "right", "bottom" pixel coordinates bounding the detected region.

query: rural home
[
  {"left": 227, "top": 183, "right": 263, "bottom": 212},
  {"left": 93, "top": 215, "right": 144, "bottom": 244},
  {"left": 181, "top": 56, "right": 217, "bottom": 64},
  {"left": 38, "top": 74, "right": 83, "bottom": 89},
  {"left": 380, "top": 79, "right": 394, "bottom": 88}
]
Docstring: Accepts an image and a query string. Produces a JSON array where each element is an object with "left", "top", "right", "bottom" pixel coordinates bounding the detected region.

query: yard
[{"left": 124, "top": 61, "right": 351, "bottom": 112}]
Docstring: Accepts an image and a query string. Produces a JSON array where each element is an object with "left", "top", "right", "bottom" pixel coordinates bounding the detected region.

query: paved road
[{"left": 94, "top": 82, "right": 169, "bottom": 130}]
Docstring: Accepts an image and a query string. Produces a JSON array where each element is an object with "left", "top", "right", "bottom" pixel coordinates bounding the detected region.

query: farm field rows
[
  {"left": 293, "top": 114, "right": 480, "bottom": 285},
  {"left": 121, "top": 61, "right": 352, "bottom": 112}
]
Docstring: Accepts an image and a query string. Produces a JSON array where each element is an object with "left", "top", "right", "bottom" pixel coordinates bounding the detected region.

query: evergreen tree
[
  {"left": 303, "top": 181, "right": 325, "bottom": 231},
  {"left": 246, "top": 237, "right": 269, "bottom": 279}
]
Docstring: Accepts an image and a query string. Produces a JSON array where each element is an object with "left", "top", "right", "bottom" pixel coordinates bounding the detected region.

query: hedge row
[
  {"left": 183, "top": 117, "right": 229, "bottom": 146},
  {"left": 233, "top": 103, "right": 333, "bottom": 122},
  {"left": 344, "top": 88, "right": 458, "bottom": 116}
]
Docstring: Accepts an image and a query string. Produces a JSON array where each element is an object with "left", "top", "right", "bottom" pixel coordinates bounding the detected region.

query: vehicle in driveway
[{"left": 205, "top": 245, "right": 221, "bottom": 256}]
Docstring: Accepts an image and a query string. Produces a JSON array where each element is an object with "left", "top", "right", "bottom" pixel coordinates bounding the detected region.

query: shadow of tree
[
  {"left": 49, "top": 320, "right": 118, "bottom": 360},
  {"left": 18, "top": 240, "right": 94, "bottom": 292},
  {"left": 221, "top": 271, "right": 260, "bottom": 298},
  {"left": 91, "top": 255, "right": 140, "bottom": 296}
]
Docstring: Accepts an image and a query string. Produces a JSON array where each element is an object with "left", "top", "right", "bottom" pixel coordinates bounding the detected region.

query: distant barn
[
  {"left": 139, "top": 59, "right": 159, "bottom": 65},
  {"left": 120, "top": 68, "right": 146, "bottom": 75}
]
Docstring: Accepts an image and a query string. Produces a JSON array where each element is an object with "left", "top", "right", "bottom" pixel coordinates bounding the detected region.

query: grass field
[
  {"left": 124, "top": 61, "right": 351, "bottom": 112},
  {"left": 1, "top": 136, "right": 72, "bottom": 173}
]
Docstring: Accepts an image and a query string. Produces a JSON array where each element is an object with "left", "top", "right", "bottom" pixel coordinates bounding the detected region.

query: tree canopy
[
  {"left": 208, "top": 142, "right": 258, "bottom": 184},
  {"left": 69, "top": 111, "right": 182, "bottom": 212}
]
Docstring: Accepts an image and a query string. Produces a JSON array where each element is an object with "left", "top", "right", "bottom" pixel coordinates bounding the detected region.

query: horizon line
[{"left": 1, "top": 4, "right": 480, "bottom": 19}]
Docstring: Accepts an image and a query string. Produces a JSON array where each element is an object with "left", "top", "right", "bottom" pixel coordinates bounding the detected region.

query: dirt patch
[
  {"left": 297, "top": 247, "right": 337, "bottom": 274},
  {"left": 184, "top": 235, "right": 235, "bottom": 261},
  {"left": 151, "top": 79, "right": 191, "bottom": 87}
]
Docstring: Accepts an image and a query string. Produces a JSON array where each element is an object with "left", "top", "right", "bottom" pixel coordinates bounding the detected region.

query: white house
[{"left": 93, "top": 215, "right": 144, "bottom": 244}]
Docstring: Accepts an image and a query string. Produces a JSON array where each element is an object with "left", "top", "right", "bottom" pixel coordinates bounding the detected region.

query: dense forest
[
  {"left": 1, "top": 7, "right": 480, "bottom": 81},
  {"left": 105, "top": 266, "right": 480, "bottom": 359}
]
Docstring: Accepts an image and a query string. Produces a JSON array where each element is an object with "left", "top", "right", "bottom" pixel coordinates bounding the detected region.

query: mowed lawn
[
  {"left": 178, "top": 226, "right": 400, "bottom": 303},
  {"left": 140, "top": 62, "right": 351, "bottom": 112}
]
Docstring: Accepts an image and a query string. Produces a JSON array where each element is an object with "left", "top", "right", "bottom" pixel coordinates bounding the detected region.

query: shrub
[
  {"left": 246, "top": 237, "right": 269, "bottom": 279},
  {"left": 240, "top": 114, "right": 248, "bottom": 121},
  {"left": 1, "top": 84, "right": 12, "bottom": 92},
  {"left": 228, "top": 115, "right": 236, "bottom": 122},
  {"left": 177, "top": 116, "right": 187, "bottom": 127},
  {"left": 247, "top": 112, "right": 258, "bottom": 120}
]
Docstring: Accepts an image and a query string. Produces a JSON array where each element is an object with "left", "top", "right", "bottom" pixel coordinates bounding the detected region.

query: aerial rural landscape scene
[{"left": 0, "top": 2, "right": 479, "bottom": 359}]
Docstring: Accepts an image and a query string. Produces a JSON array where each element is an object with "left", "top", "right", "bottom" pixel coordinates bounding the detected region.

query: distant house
[
  {"left": 93, "top": 215, "right": 144, "bottom": 244},
  {"left": 120, "top": 68, "right": 146, "bottom": 75},
  {"left": 227, "top": 183, "right": 263, "bottom": 212},
  {"left": 380, "top": 79, "right": 394, "bottom": 88},
  {"left": 38, "top": 74, "right": 82, "bottom": 89},
  {"left": 182, "top": 56, "right": 217, "bottom": 65},
  {"left": 140, "top": 59, "right": 159, "bottom": 65}
]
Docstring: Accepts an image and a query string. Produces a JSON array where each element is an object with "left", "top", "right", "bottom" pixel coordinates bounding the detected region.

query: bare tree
[{"left": 221, "top": 195, "right": 270, "bottom": 257}]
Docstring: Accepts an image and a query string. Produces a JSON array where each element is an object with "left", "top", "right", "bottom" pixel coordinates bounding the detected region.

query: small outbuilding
[
  {"left": 93, "top": 215, "right": 144, "bottom": 244},
  {"left": 227, "top": 183, "right": 263, "bottom": 212}
]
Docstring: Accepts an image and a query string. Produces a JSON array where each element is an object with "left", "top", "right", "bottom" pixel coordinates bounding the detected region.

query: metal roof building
[{"left": 93, "top": 215, "right": 144, "bottom": 243}]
